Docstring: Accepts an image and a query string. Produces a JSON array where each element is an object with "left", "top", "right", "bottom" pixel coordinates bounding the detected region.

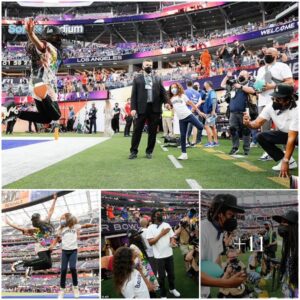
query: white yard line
[
  {"left": 168, "top": 155, "right": 183, "bottom": 169},
  {"left": 186, "top": 179, "right": 202, "bottom": 189},
  {"left": 160, "top": 145, "right": 169, "bottom": 152},
  {"left": 2, "top": 137, "right": 110, "bottom": 186},
  {"left": 156, "top": 139, "right": 162, "bottom": 144}
]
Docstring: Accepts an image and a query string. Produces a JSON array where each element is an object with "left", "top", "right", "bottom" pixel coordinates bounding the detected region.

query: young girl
[
  {"left": 51, "top": 213, "right": 96, "bottom": 299},
  {"left": 103, "top": 100, "right": 114, "bottom": 137},
  {"left": 168, "top": 82, "right": 206, "bottom": 160},
  {"left": 6, "top": 194, "right": 58, "bottom": 278},
  {"left": 113, "top": 247, "right": 153, "bottom": 298}
]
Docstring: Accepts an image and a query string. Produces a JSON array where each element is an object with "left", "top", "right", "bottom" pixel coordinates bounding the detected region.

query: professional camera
[
  {"left": 230, "top": 258, "right": 242, "bottom": 272},
  {"left": 226, "top": 77, "right": 237, "bottom": 87}
]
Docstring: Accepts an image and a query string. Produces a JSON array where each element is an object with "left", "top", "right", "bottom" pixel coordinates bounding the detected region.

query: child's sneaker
[{"left": 73, "top": 286, "right": 80, "bottom": 298}]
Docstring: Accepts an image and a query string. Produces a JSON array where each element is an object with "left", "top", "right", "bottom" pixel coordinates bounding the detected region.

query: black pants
[
  {"left": 23, "top": 250, "right": 52, "bottom": 271},
  {"left": 156, "top": 255, "right": 175, "bottom": 297},
  {"left": 19, "top": 95, "right": 61, "bottom": 124},
  {"left": 29, "top": 121, "right": 38, "bottom": 132},
  {"left": 67, "top": 119, "right": 75, "bottom": 131},
  {"left": 89, "top": 118, "right": 97, "bottom": 133},
  {"left": 124, "top": 116, "right": 133, "bottom": 136},
  {"left": 6, "top": 119, "right": 16, "bottom": 134},
  {"left": 130, "top": 104, "right": 161, "bottom": 155},
  {"left": 111, "top": 118, "right": 120, "bottom": 133},
  {"left": 60, "top": 249, "right": 78, "bottom": 289},
  {"left": 256, "top": 130, "right": 298, "bottom": 162},
  {"left": 148, "top": 256, "right": 158, "bottom": 277}
]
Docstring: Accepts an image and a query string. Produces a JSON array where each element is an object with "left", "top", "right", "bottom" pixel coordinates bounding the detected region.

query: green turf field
[
  {"left": 101, "top": 247, "right": 199, "bottom": 298},
  {"left": 3, "top": 133, "right": 298, "bottom": 189},
  {"left": 209, "top": 239, "right": 284, "bottom": 298}
]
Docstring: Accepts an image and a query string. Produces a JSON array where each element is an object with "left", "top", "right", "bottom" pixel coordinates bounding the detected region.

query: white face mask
[{"left": 134, "top": 257, "right": 139, "bottom": 265}]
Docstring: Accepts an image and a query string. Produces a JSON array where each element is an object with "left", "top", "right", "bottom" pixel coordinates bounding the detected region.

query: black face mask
[
  {"left": 278, "top": 224, "right": 289, "bottom": 238},
  {"left": 272, "top": 102, "right": 284, "bottom": 111},
  {"left": 223, "top": 218, "right": 238, "bottom": 232},
  {"left": 264, "top": 55, "right": 275, "bottom": 64},
  {"left": 144, "top": 67, "right": 152, "bottom": 74},
  {"left": 238, "top": 76, "right": 247, "bottom": 84}
]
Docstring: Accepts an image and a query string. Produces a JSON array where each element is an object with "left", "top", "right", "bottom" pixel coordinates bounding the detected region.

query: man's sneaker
[
  {"left": 73, "top": 286, "right": 80, "bottom": 298},
  {"left": 259, "top": 152, "right": 272, "bottom": 161},
  {"left": 272, "top": 157, "right": 298, "bottom": 171},
  {"left": 25, "top": 267, "right": 33, "bottom": 279},
  {"left": 190, "top": 143, "right": 196, "bottom": 148},
  {"left": 169, "top": 289, "right": 181, "bottom": 297},
  {"left": 186, "top": 143, "right": 191, "bottom": 148},
  {"left": 11, "top": 260, "right": 23, "bottom": 272},
  {"left": 128, "top": 152, "right": 137, "bottom": 159},
  {"left": 58, "top": 289, "right": 65, "bottom": 299},
  {"left": 250, "top": 142, "right": 258, "bottom": 148},
  {"left": 2, "top": 101, "right": 19, "bottom": 122},
  {"left": 213, "top": 141, "right": 220, "bottom": 147},
  {"left": 229, "top": 148, "right": 239, "bottom": 155},
  {"left": 178, "top": 153, "right": 188, "bottom": 160},
  {"left": 204, "top": 142, "right": 214, "bottom": 148}
]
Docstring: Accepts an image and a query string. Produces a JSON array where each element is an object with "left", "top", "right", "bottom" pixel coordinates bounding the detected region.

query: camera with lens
[
  {"left": 229, "top": 258, "right": 242, "bottom": 272},
  {"left": 226, "top": 78, "right": 237, "bottom": 87},
  {"left": 180, "top": 220, "right": 189, "bottom": 228}
]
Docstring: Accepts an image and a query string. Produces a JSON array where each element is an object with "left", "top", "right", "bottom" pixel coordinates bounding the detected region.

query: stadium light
[{"left": 17, "top": 0, "right": 93, "bottom": 7}]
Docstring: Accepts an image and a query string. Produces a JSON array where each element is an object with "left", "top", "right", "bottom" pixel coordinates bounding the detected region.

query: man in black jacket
[
  {"left": 129, "top": 59, "right": 170, "bottom": 159},
  {"left": 89, "top": 102, "right": 97, "bottom": 134}
]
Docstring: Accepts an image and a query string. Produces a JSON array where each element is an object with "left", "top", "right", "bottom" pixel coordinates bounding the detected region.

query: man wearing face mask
[
  {"left": 272, "top": 210, "right": 298, "bottom": 298},
  {"left": 254, "top": 47, "right": 294, "bottom": 161},
  {"left": 221, "top": 70, "right": 256, "bottom": 155},
  {"left": 146, "top": 210, "right": 180, "bottom": 298},
  {"left": 201, "top": 194, "right": 246, "bottom": 298},
  {"left": 243, "top": 84, "right": 298, "bottom": 171},
  {"left": 129, "top": 59, "right": 170, "bottom": 159}
]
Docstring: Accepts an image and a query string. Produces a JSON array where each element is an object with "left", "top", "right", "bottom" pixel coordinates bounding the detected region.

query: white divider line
[
  {"left": 160, "top": 145, "right": 169, "bottom": 152},
  {"left": 186, "top": 179, "right": 203, "bottom": 189},
  {"left": 168, "top": 155, "right": 183, "bottom": 169},
  {"left": 156, "top": 139, "right": 162, "bottom": 144}
]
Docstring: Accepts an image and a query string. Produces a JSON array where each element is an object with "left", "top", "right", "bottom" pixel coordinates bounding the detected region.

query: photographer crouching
[
  {"left": 221, "top": 70, "right": 256, "bottom": 156},
  {"left": 174, "top": 209, "right": 198, "bottom": 276}
]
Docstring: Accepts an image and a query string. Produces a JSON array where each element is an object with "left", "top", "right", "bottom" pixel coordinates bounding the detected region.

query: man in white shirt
[
  {"left": 255, "top": 47, "right": 294, "bottom": 161},
  {"left": 140, "top": 218, "right": 157, "bottom": 276},
  {"left": 201, "top": 194, "right": 246, "bottom": 298},
  {"left": 243, "top": 84, "right": 298, "bottom": 171},
  {"left": 147, "top": 210, "right": 180, "bottom": 298}
]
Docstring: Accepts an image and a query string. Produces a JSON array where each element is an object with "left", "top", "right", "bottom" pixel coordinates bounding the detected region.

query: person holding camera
[
  {"left": 201, "top": 194, "right": 247, "bottom": 298},
  {"left": 243, "top": 84, "right": 298, "bottom": 172},
  {"left": 221, "top": 70, "right": 256, "bottom": 155},
  {"left": 88, "top": 103, "right": 97, "bottom": 134},
  {"left": 185, "top": 238, "right": 199, "bottom": 281},
  {"left": 174, "top": 209, "right": 197, "bottom": 273}
]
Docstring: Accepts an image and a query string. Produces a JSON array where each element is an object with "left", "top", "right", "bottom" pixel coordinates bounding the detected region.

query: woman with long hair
[
  {"left": 6, "top": 194, "right": 58, "bottom": 278},
  {"left": 168, "top": 82, "right": 206, "bottom": 160},
  {"left": 113, "top": 247, "right": 151, "bottom": 298},
  {"left": 272, "top": 210, "right": 298, "bottom": 298},
  {"left": 51, "top": 213, "right": 97, "bottom": 299},
  {"left": 128, "top": 229, "right": 159, "bottom": 297}
]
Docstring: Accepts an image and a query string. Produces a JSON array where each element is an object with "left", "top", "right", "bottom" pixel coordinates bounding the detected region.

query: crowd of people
[
  {"left": 201, "top": 194, "right": 298, "bottom": 298},
  {"left": 101, "top": 205, "right": 199, "bottom": 298}
]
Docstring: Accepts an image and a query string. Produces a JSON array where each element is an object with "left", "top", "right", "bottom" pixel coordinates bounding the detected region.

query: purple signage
[{"left": 63, "top": 21, "right": 298, "bottom": 65}]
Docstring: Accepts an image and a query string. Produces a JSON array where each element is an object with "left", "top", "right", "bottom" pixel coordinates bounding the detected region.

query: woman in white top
[
  {"left": 113, "top": 246, "right": 151, "bottom": 298},
  {"left": 103, "top": 100, "right": 114, "bottom": 137},
  {"left": 51, "top": 213, "right": 96, "bottom": 299},
  {"left": 168, "top": 82, "right": 206, "bottom": 160}
]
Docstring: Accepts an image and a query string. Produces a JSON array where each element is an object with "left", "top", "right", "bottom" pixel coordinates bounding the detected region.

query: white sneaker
[
  {"left": 58, "top": 289, "right": 65, "bottom": 299},
  {"left": 11, "top": 260, "right": 23, "bottom": 272},
  {"left": 178, "top": 153, "right": 188, "bottom": 160},
  {"left": 272, "top": 157, "right": 298, "bottom": 171},
  {"left": 250, "top": 142, "right": 257, "bottom": 148},
  {"left": 259, "top": 152, "right": 273, "bottom": 161},
  {"left": 73, "top": 286, "right": 80, "bottom": 298},
  {"left": 169, "top": 289, "right": 181, "bottom": 297}
]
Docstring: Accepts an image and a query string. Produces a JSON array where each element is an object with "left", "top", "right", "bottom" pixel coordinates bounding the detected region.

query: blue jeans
[
  {"left": 60, "top": 249, "right": 78, "bottom": 289},
  {"left": 179, "top": 114, "right": 203, "bottom": 153},
  {"left": 187, "top": 113, "right": 203, "bottom": 144},
  {"left": 251, "top": 129, "right": 258, "bottom": 144}
]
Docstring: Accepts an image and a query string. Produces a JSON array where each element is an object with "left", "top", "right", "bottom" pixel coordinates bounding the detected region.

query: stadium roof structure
[
  {"left": 101, "top": 190, "right": 199, "bottom": 207},
  {"left": 2, "top": 2, "right": 296, "bottom": 44},
  {"left": 2, "top": 190, "right": 99, "bottom": 226},
  {"left": 201, "top": 190, "right": 298, "bottom": 207}
]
